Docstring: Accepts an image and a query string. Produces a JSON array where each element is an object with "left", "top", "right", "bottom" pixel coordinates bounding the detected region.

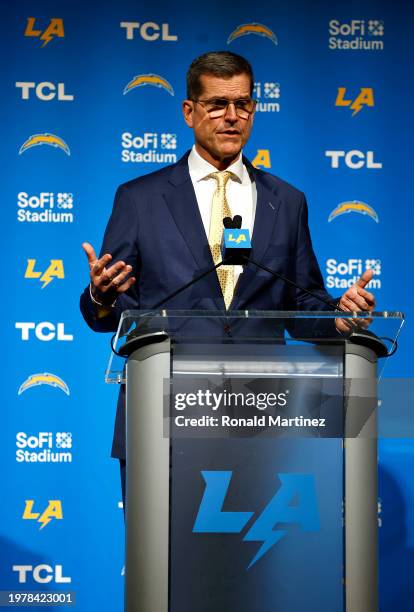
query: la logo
[
  {"left": 23, "top": 500, "right": 63, "bottom": 529},
  {"left": 25, "top": 259, "right": 65, "bottom": 288},
  {"left": 335, "top": 88, "right": 374, "bottom": 116},
  {"left": 229, "top": 233, "right": 246, "bottom": 244},
  {"left": 24, "top": 18, "right": 65, "bottom": 47}
]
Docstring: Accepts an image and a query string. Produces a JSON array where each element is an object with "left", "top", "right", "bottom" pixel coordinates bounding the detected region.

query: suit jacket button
[{"left": 224, "top": 324, "right": 231, "bottom": 335}]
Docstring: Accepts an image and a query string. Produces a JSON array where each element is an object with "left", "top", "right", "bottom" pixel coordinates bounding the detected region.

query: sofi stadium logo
[
  {"left": 253, "top": 81, "right": 280, "bottom": 113},
  {"left": 16, "top": 432, "right": 73, "bottom": 464},
  {"left": 24, "top": 18, "right": 64, "bottom": 47},
  {"left": 325, "top": 258, "right": 382, "bottom": 289},
  {"left": 193, "top": 472, "right": 319, "bottom": 568},
  {"left": 23, "top": 500, "right": 63, "bottom": 529},
  {"left": 227, "top": 23, "right": 278, "bottom": 45},
  {"left": 17, "top": 192, "right": 74, "bottom": 224},
  {"left": 122, "top": 132, "right": 177, "bottom": 163},
  {"left": 328, "top": 19, "right": 384, "bottom": 51}
]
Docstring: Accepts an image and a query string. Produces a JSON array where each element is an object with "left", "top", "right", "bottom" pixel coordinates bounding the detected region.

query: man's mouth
[{"left": 218, "top": 129, "right": 240, "bottom": 136}]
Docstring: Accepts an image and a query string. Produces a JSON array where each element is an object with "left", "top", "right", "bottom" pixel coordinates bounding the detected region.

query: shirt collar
[{"left": 188, "top": 145, "right": 246, "bottom": 184}]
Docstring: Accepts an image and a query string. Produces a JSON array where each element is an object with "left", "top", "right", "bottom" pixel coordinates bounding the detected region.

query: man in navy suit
[{"left": 80, "top": 51, "right": 375, "bottom": 498}]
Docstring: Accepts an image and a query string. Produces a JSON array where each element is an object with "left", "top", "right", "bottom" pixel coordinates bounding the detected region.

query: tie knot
[{"left": 208, "top": 171, "right": 234, "bottom": 188}]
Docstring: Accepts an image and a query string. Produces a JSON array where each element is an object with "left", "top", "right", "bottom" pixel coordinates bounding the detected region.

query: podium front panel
[{"left": 169, "top": 342, "right": 344, "bottom": 612}]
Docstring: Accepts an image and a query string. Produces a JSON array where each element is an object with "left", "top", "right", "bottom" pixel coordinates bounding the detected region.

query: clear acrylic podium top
[{"left": 106, "top": 310, "right": 404, "bottom": 383}]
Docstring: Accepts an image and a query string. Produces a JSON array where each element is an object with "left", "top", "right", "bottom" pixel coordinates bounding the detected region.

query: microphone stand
[
  {"left": 238, "top": 255, "right": 388, "bottom": 357},
  {"left": 114, "top": 258, "right": 233, "bottom": 357},
  {"left": 240, "top": 255, "right": 338, "bottom": 311}
]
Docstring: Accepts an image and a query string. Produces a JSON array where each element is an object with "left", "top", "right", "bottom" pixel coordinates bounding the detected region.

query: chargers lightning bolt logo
[
  {"left": 19, "top": 134, "right": 70, "bottom": 156},
  {"left": 123, "top": 74, "right": 174, "bottom": 96},
  {"left": 193, "top": 471, "right": 319, "bottom": 568},
  {"left": 227, "top": 23, "right": 278, "bottom": 45},
  {"left": 328, "top": 201, "right": 379, "bottom": 223},
  {"left": 18, "top": 373, "right": 70, "bottom": 396}
]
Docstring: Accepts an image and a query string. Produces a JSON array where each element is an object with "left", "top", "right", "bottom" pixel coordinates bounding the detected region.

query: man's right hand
[{"left": 82, "top": 242, "right": 136, "bottom": 309}]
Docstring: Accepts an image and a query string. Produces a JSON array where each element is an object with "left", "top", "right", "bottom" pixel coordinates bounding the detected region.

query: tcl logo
[
  {"left": 15, "top": 322, "right": 73, "bottom": 342},
  {"left": 325, "top": 150, "right": 382, "bottom": 169},
  {"left": 15, "top": 82, "right": 74, "bottom": 101},
  {"left": 120, "top": 21, "right": 177, "bottom": 41},
  {"left": 13, "top": 564, "right": 71, "bottom": 584}
]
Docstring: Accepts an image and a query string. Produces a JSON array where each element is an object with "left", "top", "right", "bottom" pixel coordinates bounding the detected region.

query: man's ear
[{"left": 182, "top": 100, "right": 194, "bottom": 128}]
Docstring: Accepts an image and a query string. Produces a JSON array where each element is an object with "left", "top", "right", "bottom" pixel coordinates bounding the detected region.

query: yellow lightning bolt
[
  {"left": 38, "top": 515, "right": 52, "bottom": 529},
  {"left": 40, "top": 24, "right": 58, "bottom": 48},
  {"left": 328, "top": 201, "right": 379, "bottom": 223},
  {"left": 227, "top": 23, "right": 277, "bottom": 44},
  {"left": 40, "top": 270, "right": 54, "bottom": 288},
  {"left": 350, "top": 100, "right": 364, "bottom": 117},
  {"left": 19, "top": 133, "right": 70, "bottom": 155},
  {"left": 18, "top": 373, "right": 70, "bottom": 395},
  {"left": 123, "top": 74, "right": 174, "bottom": 95},
  {"left": 40, "top": 32, "right": 53, "bottom": 47}
]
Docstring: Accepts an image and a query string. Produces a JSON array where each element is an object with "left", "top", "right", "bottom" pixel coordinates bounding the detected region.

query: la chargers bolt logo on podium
[{"left": 193, "top": 472, "right": 319, "bottom": 568}]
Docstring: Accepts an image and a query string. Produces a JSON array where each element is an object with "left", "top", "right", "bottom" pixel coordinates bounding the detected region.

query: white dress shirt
[{"left": 188, "top": 145, "right": 257, "bottom": 284}]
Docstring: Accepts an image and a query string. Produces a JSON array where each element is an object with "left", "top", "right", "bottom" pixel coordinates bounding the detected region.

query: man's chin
[{"left": 216, "top": 143, "right": 242, "bottom": 160}]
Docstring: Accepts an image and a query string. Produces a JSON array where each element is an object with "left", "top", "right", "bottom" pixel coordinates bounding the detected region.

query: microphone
[
  {"left": 223, "top": 216, "right": 242, "bottom": 229},
  {"left": 233, "top": 215, "right": 242, "bottom": 229},
  {"left": 221, "top": 217, "right": 252, "bottom": 265}
]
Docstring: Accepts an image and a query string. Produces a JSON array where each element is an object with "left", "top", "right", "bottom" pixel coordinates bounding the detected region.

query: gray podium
[{"left": 107, "top": 310, "right": 404, "bottom": 612}]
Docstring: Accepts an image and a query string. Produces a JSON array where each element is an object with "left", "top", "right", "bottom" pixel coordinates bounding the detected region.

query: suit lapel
[
  {"left": 163, "top": 153, "right": 224, "bottom": 306},
  {"left": 232, "top": 162, "right": 281, "bottom": 308},
  {"left": 164, "top": 154, "right": 210, "bottom": 269}
]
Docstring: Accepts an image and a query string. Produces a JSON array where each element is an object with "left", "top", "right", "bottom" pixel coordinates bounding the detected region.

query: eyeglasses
[{"left": 192, "top": 97, "right": 257, "bottom": 119}]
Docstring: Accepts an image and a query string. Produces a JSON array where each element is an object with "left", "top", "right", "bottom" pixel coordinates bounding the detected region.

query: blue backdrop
[{"left": 2, "top": 0, "right": 412, "bottom": 610}]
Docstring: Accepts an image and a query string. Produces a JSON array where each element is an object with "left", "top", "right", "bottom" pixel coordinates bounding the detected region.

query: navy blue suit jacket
[{"left": 80, "top": 151, "right": 336, "bottom": 458}]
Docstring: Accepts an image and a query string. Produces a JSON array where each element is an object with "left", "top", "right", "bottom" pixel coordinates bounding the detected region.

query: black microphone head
[
  {"left": 223, "top": 217, "right": 233, "bottom": 228},
  {"left": 233, "top": 215, "right": 242, "bottom": 229}
]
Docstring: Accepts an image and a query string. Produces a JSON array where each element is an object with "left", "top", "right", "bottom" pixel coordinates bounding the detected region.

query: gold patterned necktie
[{"left": 207, "top": 171, "right": 235, "bottom": 309}]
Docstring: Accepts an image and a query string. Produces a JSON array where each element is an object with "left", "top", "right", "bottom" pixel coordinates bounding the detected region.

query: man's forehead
[{"left": 199, "top": 73, "right": 251, "bottom": 97}]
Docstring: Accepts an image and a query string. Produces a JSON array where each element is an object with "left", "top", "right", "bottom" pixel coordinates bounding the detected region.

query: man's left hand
[{"left": 335, "top": 269, "right": 376, "bottom": 333}]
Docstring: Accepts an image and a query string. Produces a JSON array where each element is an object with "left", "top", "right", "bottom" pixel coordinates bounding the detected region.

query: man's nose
[{"left": 224, "top": 102, "right": 238, "bottom": 121}]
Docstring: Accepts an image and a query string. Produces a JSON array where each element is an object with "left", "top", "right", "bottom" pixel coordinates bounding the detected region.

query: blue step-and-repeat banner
[{"left": 2, "top": 0, "right": 413, "bottom": 610}]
